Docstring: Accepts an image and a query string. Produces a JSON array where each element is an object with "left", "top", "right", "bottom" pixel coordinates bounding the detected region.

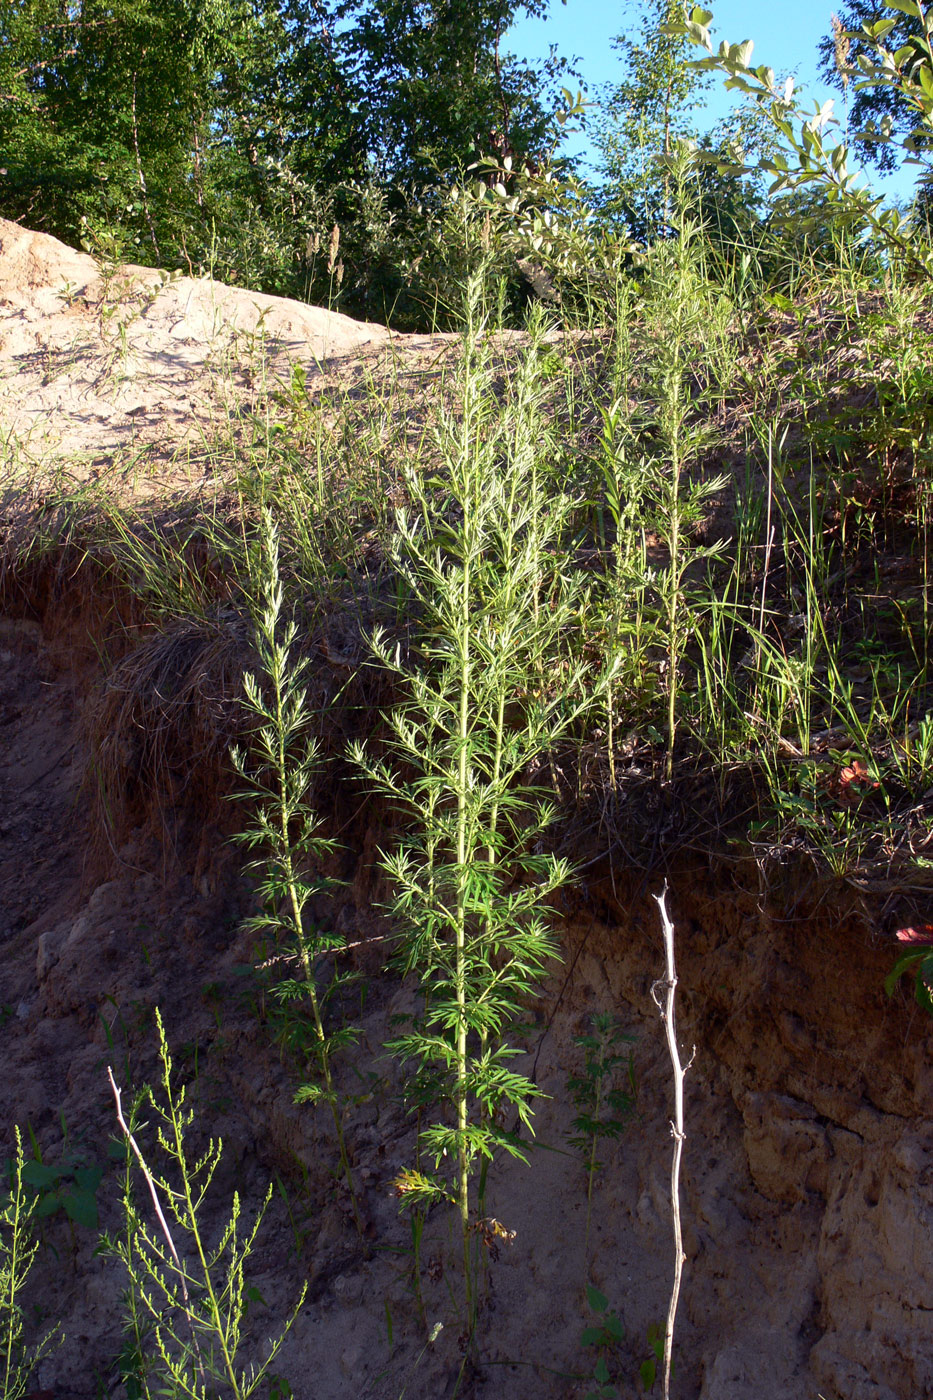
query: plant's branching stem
[{"left": 106, "top": 1065, "right": 207, "bottom": 1390}]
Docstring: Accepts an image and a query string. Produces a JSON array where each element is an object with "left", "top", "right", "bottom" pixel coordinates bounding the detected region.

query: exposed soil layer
[{"left": 0, "top": 608, "right": 930, "bottom": 1400}]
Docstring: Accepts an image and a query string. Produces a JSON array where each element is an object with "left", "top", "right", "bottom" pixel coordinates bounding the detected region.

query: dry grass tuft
[{"left": 84, "top": 611, "right": 251, "bottom": 854}]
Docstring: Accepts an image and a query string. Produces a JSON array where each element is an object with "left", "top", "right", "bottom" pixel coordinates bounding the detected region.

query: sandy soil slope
[
  {"left": 1, "top": 613, "right": 931, "bottom": 1400},
  {"left": 0, "top": 217, "right": 395, "bottom": 479}
]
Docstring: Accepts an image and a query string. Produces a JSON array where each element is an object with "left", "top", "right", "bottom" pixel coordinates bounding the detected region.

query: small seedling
[
  {"left": 580, "top": 1283, "right": 624, "bottom": 1400},
  {"left": 7, "top": 1120, "right": 103, "bottom": 1239},
  {"left": 885, "top": 934, "right": 933, "bottom": 1017},
  {"left": 273, "top": 1171, "right": 310, "bottom": 1262},
  {"left": 639, "top": 1322, "right": 668, "bottom": 1392},
  {"left": 199, "top": 981, "right": 224, "bottom": 1031},
  {"left": 16, "top": 1156, "right": 102, "bottom": 1233},
  {"left": 567, "top": 1013, "right": 636, "bottom": 1273}
]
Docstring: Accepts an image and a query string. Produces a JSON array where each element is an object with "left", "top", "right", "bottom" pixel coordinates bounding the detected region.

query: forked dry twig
[
  {"left": 651, "top": 882, "right": 695, "bottom": 1400},
  {"left": 106, "top": 1065, "right": 207, "bottom": 1387}
]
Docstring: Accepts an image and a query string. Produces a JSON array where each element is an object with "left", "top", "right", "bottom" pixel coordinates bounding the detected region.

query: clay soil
[{"left": 1, "top": 220, "right": 932, "bottom": 1400}]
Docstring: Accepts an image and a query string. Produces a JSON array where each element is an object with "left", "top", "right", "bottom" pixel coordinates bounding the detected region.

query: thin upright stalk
[
  {"left": 271, "top": 652, "right": 361, "bottom": 1237},
  {"left": 454, "top": 328, "right": 477, "bottom": 1328},
  {"left": 582, "top": 1078, "right": 604, "bottom": 1276},
  {"left": 758, "top": 428, "right": 775, "bottom": 643},
  {"left": 456, "top": 554, "right": 472, "bottom": 1320},
  {"left": 651, "top": 884, "right": 694, "bottom": 1400},
  {"left": 665, "top": 429, "right": 682, "bottom": 782},
  {"left": 2, "top": 1138, "right": 24, "bottom": 1399}
]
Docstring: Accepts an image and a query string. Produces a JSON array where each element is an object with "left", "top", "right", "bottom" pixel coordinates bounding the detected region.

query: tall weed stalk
[
  {"left": 1, "top": 1127, "right": 59, "bottom": 1400},
  {"left": 352, "top": 284, "right": 614, "bottom": 1337},
  {"left": 641, "top": 156, "right": 729, "bottom": 776},
  {"left": 231, "top": 509, "right": 362, "bottom": 1231}
]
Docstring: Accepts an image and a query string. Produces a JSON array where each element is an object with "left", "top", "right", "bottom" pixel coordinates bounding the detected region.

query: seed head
[
  {"left": 327, "top": 223, "right": 340, "bottom": 274},
  {"left": 831, "top": 14, "right": 853, "bottom": 89}
]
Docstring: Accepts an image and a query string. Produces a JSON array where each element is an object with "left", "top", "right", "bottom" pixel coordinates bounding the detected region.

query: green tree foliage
[
  {"left": 337, "top": 0, "right": 570, "bottom": 187},
  {"left": 670, "top": 4, "right": 933, "bottom": 278},
  {"left": 818, "top": 2, "right": 927, "bottom": 170},
  {"left": 594, "top": 0, "right": 711, "bottom": 237},
  {"left": 0, "top": 0, "right": 358, "bottom": 280},
  {"left": 0, "top": 0, "right": 568, "bottom": 314},
  {"left": 592, "top": 0, "right": 772, "bottom": 255}
]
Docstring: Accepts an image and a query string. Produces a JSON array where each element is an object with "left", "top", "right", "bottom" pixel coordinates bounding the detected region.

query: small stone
[
  {"left": 36, "top": 929, "right": 63, "bottom": 981},
  {"left": 333, "top": 1272, "right": 362, "bottom": 1307},
  {"left": 339, "top": 1343, "right": 363, "bottom": 1377}
]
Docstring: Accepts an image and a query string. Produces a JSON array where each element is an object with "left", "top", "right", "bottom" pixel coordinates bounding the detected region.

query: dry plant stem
[
  {"left": 651, "top": 884, "right": 695, "bottom": 1400},
  {"left": 106, "top": 1065, "right": 207, "bottom": 1389}
]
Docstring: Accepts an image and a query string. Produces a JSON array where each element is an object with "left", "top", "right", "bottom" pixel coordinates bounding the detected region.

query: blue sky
[{"left": 509, "top": 0, "right": 918, "bottom": 205}]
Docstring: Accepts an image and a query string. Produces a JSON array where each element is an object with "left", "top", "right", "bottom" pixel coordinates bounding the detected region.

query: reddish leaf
[
  {"left": 894, "top": 924, "right": 933, "bottom": 944},
  {"left": 835, "top": 758, "right": 880, "bottom": 805}
]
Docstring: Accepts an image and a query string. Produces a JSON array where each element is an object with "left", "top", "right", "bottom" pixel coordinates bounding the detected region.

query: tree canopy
[
  {"left": 337, "top": 0, "right": 572, "bottom": 186},
  {"left": 0, "top": 0, "right": 565, "bottom": 290}
]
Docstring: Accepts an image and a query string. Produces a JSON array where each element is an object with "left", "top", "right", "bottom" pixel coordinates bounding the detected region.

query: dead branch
[{"left": 651, "top": 881, "right": 695, "bottom": 1400}]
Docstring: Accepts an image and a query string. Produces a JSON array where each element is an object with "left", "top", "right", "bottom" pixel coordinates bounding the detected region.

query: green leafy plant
[
  {"left": 230, "top": 507, "right": 362, "bottom": 1233},
  {"left": 639, "top": 1322, "right": 668, "bottom": 1392},
  {"left": 0, "top": 1127, "right": 61, "bottom": 1400},
  {"left": 352, "top": 285, "right": 616, "bottom": 1339},
  {"left": 567, "top": 1014, "right": 636, "bottom": 1275},
  {"left": 6, "top": 1121, "right": 103, "bottom": 1236},
  {"left": 18, "top": 1155, "right": 102, "bottom": 1232},
  {"left": 886, "top": 933, "right": 933, "bottom": 1014},
  {"left": 580, "top": 1283, "right": 624, "bottom": 1400},
  {"left": 104, "top": 1009, "right": 306, "bottom": 1400}
]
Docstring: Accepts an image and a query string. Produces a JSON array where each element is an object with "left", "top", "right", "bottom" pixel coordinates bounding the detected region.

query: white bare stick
[
  {"left": 651, "top": 882, "right": 695, "bottom": 1400},
  {"left": 107, "top": 1065, "right": 206, "bottom": 1385}
]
